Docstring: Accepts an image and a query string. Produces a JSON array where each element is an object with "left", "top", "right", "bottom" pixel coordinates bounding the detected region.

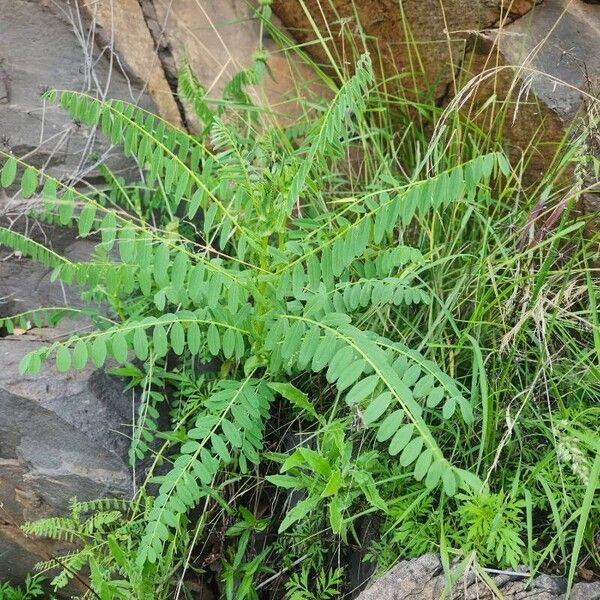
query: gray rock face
[
  {"left": 0, "top": 220, "right": 131, "bottom": 583},
  {"left": 0, "top": 328, "right": 134, "bottom": 583},
  {"left": 497, "top": 0, "right": 600, "bottom": 119},
  {"left": 0, "top": 0, "right": 153, "bottom": 197},
  {"left": 356, "top": 554, "right": 600, "bottom": 600},
  {"left": 0, "top": 222, "right": 97, "bottom": 316}
]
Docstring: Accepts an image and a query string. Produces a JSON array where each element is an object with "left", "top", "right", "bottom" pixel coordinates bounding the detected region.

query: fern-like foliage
[
  {"left": 138, "top": 377, "right": 273, "bottom": 564},
  {"left": 22, "top": 498, "right": 134, "bottom": 591},
  {"left": 0, "top": 52, "right": 511, "bottom": 580}
]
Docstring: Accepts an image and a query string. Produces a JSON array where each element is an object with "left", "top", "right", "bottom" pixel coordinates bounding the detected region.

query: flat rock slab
[
  {"left": 0, "top": 221, "right": 97, "bottom": 318},
  {"left": 497, "top": 0, "right": 600, "bottom": 119},
  {"left": 0, "top": 0, "right": 153, "bottom": 192},
  {"left": 139, "top": 0, "right": 328, "bottom": 129},
  {"left": 0, "top": 327, "right": 133, "bottom": 583},
  {"left": 356, "top": 554, "right": 600, "bottom": 600}
]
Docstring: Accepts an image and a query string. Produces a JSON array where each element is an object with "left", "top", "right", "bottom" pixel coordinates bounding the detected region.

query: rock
[
  {"left": 0, "top": 328, "right": 134, "bottom": 583},
  {"left": 0, "top": 222, "right": 97, "bottom": 316},
  {"left": 0, "top": 223, "right": 131, "bottom": 584},
  {"left": 272, "top": 0, "right": 600, "bottom": 186},
  {"left": 272, "top": 0, "right": 538, "bottom": 101},
  {"left": 355, "top": 553, "right": 600, "bottom": 599},
  {"left": 90, "top": 0, "right": 328, "bottom": 130},
  {"left": 0, "top": 0, "right": 155, "bottom": 185},
  {"left": 459, "top": 0, "right": 600, "bottom": 182},
  {"left": 496, "top": 0, "right": 600, "bottom": 120},
  {"left": 571, "top": 581, "right": 600, "bottom": 599},
  {"left": 80, "top": 0, "right": 183, "bottom": 127}
]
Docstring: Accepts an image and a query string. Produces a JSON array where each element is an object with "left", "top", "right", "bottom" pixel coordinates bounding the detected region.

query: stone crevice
[{"left": 134, "top": 0, "right": 192, "bottom": 131}]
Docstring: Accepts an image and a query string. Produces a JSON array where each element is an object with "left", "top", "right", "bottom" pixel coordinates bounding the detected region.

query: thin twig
[{"left": 255, "top": 553, "right": 309, "bottom": 590}]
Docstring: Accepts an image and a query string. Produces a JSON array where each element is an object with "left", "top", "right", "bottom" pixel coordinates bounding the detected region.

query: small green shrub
[
  {"left": 0, "top": 51, "right": 496, "bottom": 595},
  {"left": 0, "top": 575, "right": 51, "bottom": 600}
]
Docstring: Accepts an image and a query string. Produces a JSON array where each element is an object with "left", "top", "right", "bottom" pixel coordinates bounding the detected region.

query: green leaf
[
  {"left": 222, "top": 328, "right": 235, "bottom": 359},
  {"left": 100, "top": 212, "right": 117, "bottom": 248},
  {"left": 336, "top": 359, "right": 366, "bottom": 391},
  {"left": 278, "top": 496, "right": 320, "bottom": 533},
  {"left": 345, "top": 375, "right": 378, "bottom": 405},
  {"left": 1, "top": 157, "right": 17, "bottom": 187},
  {"left": 221, "top": 418, "right": 242, "bottom": 448},
  {"left": 187, "top": 321, "right": 201, "bottom": 355},
  {"left": 414, "top": 374, "right": 435, "bottom": 398},
  {"left": 297, "top": 326, "right": 320, "bottom": 369},
  {"left": 42, "top": 178, "right": 57, "bottom": 208},
  {"left": 18, "top": 354, "right": 30, "bottom": 376},
  {"left": 111, "top": 332, "right": 128, "bottom": 363},
  {"left": 153, "top": 325, "right": 168, "bottom": 357},
  {"left": 297, "top": 448, "right": 331, "bottom": 478},
  {"left": 356, "top": 471, "right": 388, "bottom": 512},
  {"left": 362, "top": 392, "right": 392, "bottom": 425},
  {"left": 442, "top": 398, "right": 456, "bottom": 419},
  {"left": 328, "top": 495, "right": 344, "bottom": 536},
  {"left": 107, "top": 536, "right": 128, "bottom": 569},
  {"left": 376, "top": 409, "right": 404, "bottom": 442},
  {"left": 413, "top": 448, "right": 433, "bottom": 481},
  {"left": 55, "top": 346, "right": 71, "bottom": 372},
  {"left": 265, "top": 474, "right": 301, "bottom": 489},
  {"left": 442, "top": 469, "right": 458, "bottom": 496},
  {"left": 321, "top": 470, "right": 342, "bottom": 498},
  {"left": 400, "top": 436, "right": 423, "bottom": 466},
  {"left": 20, "top": 166, "right": 38, "bottom": 199},
  {"left": 426, "top": 387, "right": 445, "bottom": 408},
  {"left": 188, "top": 188, "right": 204, "bottom": 219},
  {"left": 402, "top": 364, "right": 421, "bottom": 387},
  {"left": 72, "top": 340, "right": 89, "bottom": 369},
  {"left": 267, "top": 382, "right": 318, "bottom": 420},
  {"left": 210, "top": 433, "right": 231, "bottom": 463},
  {"left": 91, "top": 337, "right": 107, "bottom": 368},
  {"left": 207, "top": 324, "right": 220, "bottom": 355},
  {"left": 153, "top": 244, "right": 170, "bottom": 286},
  {"left": 311, "top": 336, "right": 337, "bottom": 372},
  {"left": 170, "top": 321, "right": 185, "bottom": 356},
  {"left": 78, "top": 205, "right": 96, "bottom": 237},
  {"left": 171, "top": 252, "right": 189, "bottom": 291},
  {"left": 389, "top": 423, "right": 414, "bottom": 456},
  {"left": 133, "top": 327, "right": 149, "bottom": 361},
  {"left": 59, "top": 191, "right": 74, "bottom": 225},
  {"left": 425, "top": 461, "right": 443, "bottom": 490}
]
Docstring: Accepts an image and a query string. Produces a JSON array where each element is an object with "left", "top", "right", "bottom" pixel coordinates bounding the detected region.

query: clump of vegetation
[
  {"left": 0, "top": 4, "right": 598, "bottom": 598},
  {"left": 0, "top": 575, "right": 52, "bottom": 600}
]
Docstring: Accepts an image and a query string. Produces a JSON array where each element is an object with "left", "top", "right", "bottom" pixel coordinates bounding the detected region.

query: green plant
[
  {"left": 0, "top": 575, "right": 50, "bottom": 600},
  {"left": 284, "top": 565, "right": 344, "bottom": 600},
  {"left": 1, "top": 3, "right": 598, "bottom": 595},
  {"left": 0, "top": 49, "right": 497, "bottom": 582},
  {"left": 221, "top": 508, "right": 272, "bottom": 600},
  {"left": 22, "top": 498, "right": 159, "bottom": 597},
  {"left": 267, "top": 420, "right": 388, "bottom": 541},
  {"left": 451, "top": 489, "right": 526, "bottom": 570}
]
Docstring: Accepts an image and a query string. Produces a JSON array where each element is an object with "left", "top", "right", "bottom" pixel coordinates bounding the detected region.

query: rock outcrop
[
  {"left": 356, "top": 554, "right": 600, "bottom": 600},
  {"left": 82, "top": 0, "right": 328, "bottom": 130},
  {"left": 0, "top": 327, "right": 134, "bottom": 583},
  {"left": 461, "top": 0, "right": 600, "bottom": 180},
  {"left": 81, "top": 0, "right": 183, "bottom": 127},
  {"left": 271, "top": 0, "right": 539, "bottom": 101},
  {"left": 0, "top": 223, "right": 132, "bottom": 583},
  {"left": 0, "top": 0, "right": 327, "bottom": 204},
  {"left": 272, "top": 0, "right": 600, "bottom": 180},
  {"left": 0, "top": 0, "right": 154, "bottom": 184}
]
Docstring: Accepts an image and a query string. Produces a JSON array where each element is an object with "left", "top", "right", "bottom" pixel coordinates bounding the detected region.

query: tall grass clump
[{"left": 0, "top": 2, "right": 598, "bottom": 597}]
